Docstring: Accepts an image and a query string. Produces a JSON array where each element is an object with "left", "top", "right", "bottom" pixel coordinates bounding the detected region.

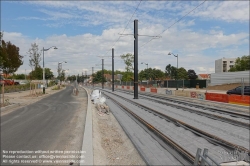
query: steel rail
[
  {"left": 113, "top": 89, "right": 249, "bottom": 120},
  {"left": 141, "top": 92, "right": 249, "bottom": 120},
  {"left": 104, "top": 93, "right": 196, "bottom": 165},
  {"left": 103, "top": 91, "right": 250, "bottom": 156},
  {"left": 138, "top": 95, "right": 249, "bottom": 129}
]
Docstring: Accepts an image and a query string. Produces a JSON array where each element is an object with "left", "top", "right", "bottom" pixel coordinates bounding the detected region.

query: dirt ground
[
  {"left": 207, "top": 83, "right": 248, "bottom": 90},
  {"left": 92, "top": 101, "right": 146, "bottom": 165}
]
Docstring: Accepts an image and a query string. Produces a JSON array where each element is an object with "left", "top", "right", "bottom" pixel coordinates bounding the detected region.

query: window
[
  {"left": 230, "top": 61, "right": 234, "bottom": 63},
  {"left": 235, "top": 87, "right": 242, "bottom": 91}
]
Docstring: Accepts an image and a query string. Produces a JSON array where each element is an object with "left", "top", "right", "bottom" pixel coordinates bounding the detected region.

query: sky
[{"left": 1, "top": 0, "right": 249, "bottom": 76}]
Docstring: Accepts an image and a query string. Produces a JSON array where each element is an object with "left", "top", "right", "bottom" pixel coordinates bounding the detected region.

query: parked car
[
  {"left": 19, "top": 80, "right": 29, "bottom": 85},
  {"left": 226, "top": 86, "right": 250, "bottom": 95}
]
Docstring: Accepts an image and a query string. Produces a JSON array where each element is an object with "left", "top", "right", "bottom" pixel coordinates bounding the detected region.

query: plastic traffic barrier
[
  {"left": 175, "top": 90, "right": 190, "bottom": 97},
  {"left": 122, "top": 85, "right": 124, "bottom": 89},
  {"left": 126, "top": 86, "right": 130, "bottom": 89},
  {"left": 150, "top": 88, "right": 157, "bottom": 93},
  {"left": 228, "top": 95, "right": 250, "bottom": 106},
  {"left": 196, "top": 92, "right": 206, "bottom": 100},
  {"left": 140, "top": 86, "right": 145, "bottom": 91},
  {"left": 205, "top": 93, "right": 228, "bottom": 103},
  {"left": 190, "top": 91, "right": 197, "bottom": 98}
]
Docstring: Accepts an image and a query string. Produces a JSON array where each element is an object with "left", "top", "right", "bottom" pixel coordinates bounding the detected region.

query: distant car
[
  {"left": 19, "top": 80, "right": 29, "bottom": 85},
  {"left": 91, "top": 90, "right": 101, "bottom": 102},
  {"left": 226, "top": 86, "right": 250, "bottom": 95}
]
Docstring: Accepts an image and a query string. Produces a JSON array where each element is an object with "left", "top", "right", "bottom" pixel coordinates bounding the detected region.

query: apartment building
[{"left": 215, "top": 57, "right": 236, "bottom": 73}]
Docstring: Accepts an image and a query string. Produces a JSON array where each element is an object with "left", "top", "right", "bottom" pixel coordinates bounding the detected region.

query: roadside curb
[
  {"left": 80, "top": 86, "right": 93, "bottom": 166},
  {"left": 0, "top": 103, "right": 21, "bottom": 111}
]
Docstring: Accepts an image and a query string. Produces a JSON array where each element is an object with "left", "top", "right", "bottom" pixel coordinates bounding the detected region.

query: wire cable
[
  {"left": 102, "top": 0, "right": 142, "bottom": 57},
  {"left": 139, "top": 0, "right": 207, "bottom": 49}
]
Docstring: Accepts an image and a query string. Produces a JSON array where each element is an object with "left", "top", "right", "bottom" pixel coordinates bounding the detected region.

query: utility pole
[
  {"left": 82, "top": 72, "right": 83, "bottom": 85},
  {"left": 112, "top": 48, "right": 114, "bottom": 92},
  {"left": 85, "top": 71, "right": 87, "bottom": 85},
  {"left": 102, "top": 59, "right": 104, "bottom": 89},
  {"left": 92, "top": 67, "right": 94, "bottom": 87},
  {"left": 134, "top": 19, "right": 138, "bottom": 99}
]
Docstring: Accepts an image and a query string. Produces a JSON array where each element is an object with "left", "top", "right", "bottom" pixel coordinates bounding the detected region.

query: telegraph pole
[
  {"left": 92, "top": 67, "right": 94, "bottom": 87},
  {"left": 134, "top": 19, "right": 138, "bottom": 99},
  {"left": 112, "top": 48, "right": 114, "bottom": 92},
  {"left": 102, "top": 59, "right": 104, "bottom": 89}
]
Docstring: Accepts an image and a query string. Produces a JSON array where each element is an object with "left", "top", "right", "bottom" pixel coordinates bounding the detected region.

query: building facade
[{"left": 215, "top": 57, "right": 236, "bottom": 73}]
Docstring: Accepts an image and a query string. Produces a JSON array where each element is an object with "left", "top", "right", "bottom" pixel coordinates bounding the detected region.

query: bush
[{"left": 0, "top": 83, "right": 31, "bottom": 94}]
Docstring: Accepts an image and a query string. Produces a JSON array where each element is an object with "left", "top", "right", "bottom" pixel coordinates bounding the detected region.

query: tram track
[
  {"left": 87, "top": 87, "right": 250, "bottom": 165},
  {"left": 103, "top": 90, "right": 250, "bottom": 156},
  {"left": 102, "top": 89, "right": 249, "bottom": 129},
  {"left": 115, "top": 89, "right": 249, "bottom": 120}
]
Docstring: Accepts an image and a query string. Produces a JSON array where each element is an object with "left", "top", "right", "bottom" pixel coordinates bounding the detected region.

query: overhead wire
[
  {"left": 101, "top": 0, "right": 142, "bottom": 57},
  {"left": 139, "top": 0, "right": 207, "bottom": 49}
]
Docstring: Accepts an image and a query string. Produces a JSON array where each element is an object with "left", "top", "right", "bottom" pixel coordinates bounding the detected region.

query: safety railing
[{"left": 194, "top": 148, "right": 220, "bottom": 166}]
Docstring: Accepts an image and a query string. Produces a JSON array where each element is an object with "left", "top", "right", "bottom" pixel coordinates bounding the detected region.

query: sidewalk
[{"left": 0, "top": 85, "right": 66, "bottom": 113}]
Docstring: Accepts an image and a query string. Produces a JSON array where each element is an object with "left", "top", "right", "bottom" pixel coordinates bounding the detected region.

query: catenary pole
[
  {"left": 134, "top": 19, "right": 138, "bottom": 99},
  {"left": 112, "top": 48, "right": 114, "bottom": 92}
]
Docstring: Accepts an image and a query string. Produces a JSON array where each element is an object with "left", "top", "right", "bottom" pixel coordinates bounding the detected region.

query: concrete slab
[{"left": 80, "top": 87, "right": 93, "bottom": 166}]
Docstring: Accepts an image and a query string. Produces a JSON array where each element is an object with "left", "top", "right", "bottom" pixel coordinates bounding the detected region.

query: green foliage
[
  {"left": 121, "top": 72, "right": 133, "bottom": 81},
  {"left": 0, "top": 83, "right": 30, "bottom": 93},
  {"left": 0, "top": 38, "right": 23, "bottom": 75},
  {"left": 93, "top": 70, "right": 106, "bottom": 83},
  {"left": 28, "top": 43, "right": 41, "bottom": 70},
  {"left": 45, "top": 68, "right": 54, "bottom": 79},
  {"left": 7, "top": 73, "right": 25, "bottom": 79},
  {"left": 30, "top": 67, "right": 42, "bottom": 80},
  {"left": 48, "top": 80, "right": 56, "bottom": 87},
  {"left": 120, "top": 53, "right": 134, "bottom": 72},
  {"left": 165, "top": 64, "right": 177, "bottom": 79},
  {"left": 187, "top": 69, "right": 198, "bottom": 80},
  {"left": 29, "top": 67, "right": 54, "bottom": 80},
  {"left": 177, "top": 67, "right": 188, "bottom": 80},
  {"left": 228, "top": 55, "right": 250, "bottom": 72},
  {"left": 139, "top": 68, "right": 165, "bottom": 81}
]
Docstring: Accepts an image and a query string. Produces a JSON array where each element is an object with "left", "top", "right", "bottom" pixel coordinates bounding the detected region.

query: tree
[
  {"left": 28, "top": 43, "right": 41, "bottom": 72},
  {"left": 93, "top": 70, "right": 107, "bottom": 83},
  {"left": 0, "top": 35, "right": 23, "bottom": 75},
  {"left": 120, "top": 53, "right": 134, "bottom": 72},
  {"left": 177, "top": 67, "right": 188, "bottom": 80},
  {"left": 121, "top": 71, "right": 133, "bottom": 81},
  {"left": 9, "top": 74, "right": 25, "bottom": 80},
  {"left": 165, "top": 64, "right": 172, "bottom": 78},
  {"left": 188, "top": 69, "right": 198, "bottom": 80},
  {"left": 45, "top": 68, "right": 54, "bottom": 79},
  {"left": 228, "top": 55, "right": 250, "bottom": 72},
  {"left": 29, "top": 67, "right": 43, "bottom": 80},
  {"left": 139, "top": 68, "right": 165, "bottom": 81}
]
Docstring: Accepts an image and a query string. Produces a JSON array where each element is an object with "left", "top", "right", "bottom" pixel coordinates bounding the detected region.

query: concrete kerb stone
[
  {"left": 0, "top": 103, "right": 21, "bottom": 111},
  {"left": 80, "top": 86, "right": 93, "bottom": 166}
]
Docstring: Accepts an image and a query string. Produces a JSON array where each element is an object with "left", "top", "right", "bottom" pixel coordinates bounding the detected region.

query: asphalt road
[{"left": 1, "top": 86, "right": 87, "bottom": 165}]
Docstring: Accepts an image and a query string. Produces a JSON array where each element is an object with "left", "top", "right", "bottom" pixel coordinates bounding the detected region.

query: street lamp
[
  {"left": 141, "top": 62, "right": 149, "bottom": 84},
  {"left": 168, "top": 52, "right": 178, "bottom": 90},
  {"left": 42, "top": 46, "right": 58, "bottom": 94}
]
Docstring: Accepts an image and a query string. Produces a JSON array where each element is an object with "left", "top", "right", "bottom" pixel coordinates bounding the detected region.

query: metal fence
[{"left": 114, "top": 80, "right": 207, "bottom": 88}]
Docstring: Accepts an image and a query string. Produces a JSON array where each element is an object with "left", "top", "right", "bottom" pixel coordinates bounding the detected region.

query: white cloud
[{"left": 2, "top": 1, "right": 249, "bottom": 76}]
